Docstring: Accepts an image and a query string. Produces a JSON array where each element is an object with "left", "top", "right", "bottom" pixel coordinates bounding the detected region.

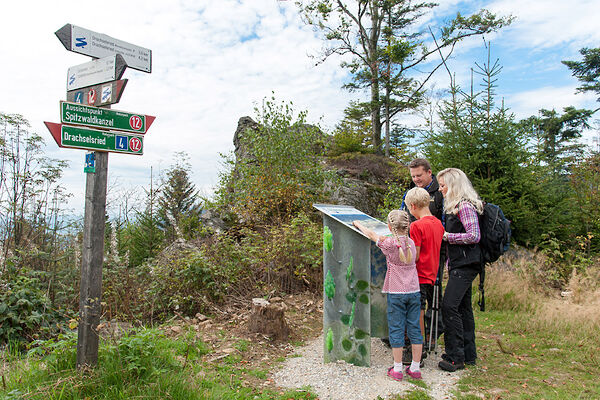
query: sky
[{"left": 1, "top": 0, "right": 599, "bottom": 215}]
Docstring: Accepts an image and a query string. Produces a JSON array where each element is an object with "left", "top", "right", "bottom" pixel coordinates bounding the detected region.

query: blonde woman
[
  {"left": 353, "top": 210, "right": 423, "bottom": 381},
  {"left": 437, "top": 168, "right": 483, "bottom": 372}
]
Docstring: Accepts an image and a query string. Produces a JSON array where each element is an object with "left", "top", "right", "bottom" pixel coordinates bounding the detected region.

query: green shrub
[{"left": 0, "top": 276, "right": 62, "bottom": 343}]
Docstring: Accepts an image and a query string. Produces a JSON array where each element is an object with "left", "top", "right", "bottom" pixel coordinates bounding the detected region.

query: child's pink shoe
[
  {"left": 405, "top": 366, "right": 422, "bottom": 380},
  {"left": 387, "top": 366, "right": 403, "bottom": 381}
]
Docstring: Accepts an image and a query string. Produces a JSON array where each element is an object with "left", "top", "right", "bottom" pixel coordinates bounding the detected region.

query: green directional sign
[
  {"left": 60, "top": 124, "right": 144, "bottom": 155},
  {"left": 60, "top": 101, "right": 152, "bottom": 134}
]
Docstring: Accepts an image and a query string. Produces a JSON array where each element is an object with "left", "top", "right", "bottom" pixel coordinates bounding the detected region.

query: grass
[
  {"left": 0, "top": 328, "right": 317, "bottom": 400},
  {"left": 452, "top": 258, "right": 600, "bottom": 400},
  {"left": 2, "top": 254, "right": 599, "bottom": 400}
]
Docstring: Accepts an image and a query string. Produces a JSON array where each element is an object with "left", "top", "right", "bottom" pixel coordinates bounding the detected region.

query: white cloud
[
  {"left": 505, "top": 86, "right": 597, "bottom": 119},
  {"left": 0, "top": 0, "right": 352, "bottom": 213},
  {"left": 1, "top": 0, "right": 599, "bottom": 215}
]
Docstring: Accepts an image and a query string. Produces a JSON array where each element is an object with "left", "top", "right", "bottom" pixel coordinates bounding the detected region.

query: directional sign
[
  {"left": 44, "top": 122, "right": 144, "bottom": 155},
  {"left": 60, "top": 101, "right": 155, "bottom": 134},
  {"left": 67, "top": 79, "right": 128, "bottom": 106},
  {"left": 67, "top": 54, "right": 127, "bottom": 91},
  {"left": 56, "top": 24, "right": 152, "bottom": 73}
]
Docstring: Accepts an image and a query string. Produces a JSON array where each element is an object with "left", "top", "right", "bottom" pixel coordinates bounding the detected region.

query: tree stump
[{"left": 248, "top": 298, "right": 290, "bottom": 340}]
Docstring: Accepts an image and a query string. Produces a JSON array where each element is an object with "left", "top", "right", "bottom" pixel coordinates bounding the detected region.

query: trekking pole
[
  {"left": 428, "top": 283, "right": 437, "bottom": 352},
  {"left": 432, "top": 259, "right": 445, "bottom": 354}
]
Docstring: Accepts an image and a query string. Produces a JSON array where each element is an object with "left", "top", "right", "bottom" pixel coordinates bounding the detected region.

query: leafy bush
[
  {"left": 213, "top": 97, "right": 334, "bottom": 226},
  {"left": 0, "top": 276, "right": 63, "bottom": 343},
  {"left": 328, "top": 129, "right": 372, "bottom": 156}
]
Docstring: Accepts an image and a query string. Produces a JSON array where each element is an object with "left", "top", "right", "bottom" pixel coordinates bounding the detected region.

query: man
[{"left": 402, "top": 158, "right": 444, "bottom": 221}]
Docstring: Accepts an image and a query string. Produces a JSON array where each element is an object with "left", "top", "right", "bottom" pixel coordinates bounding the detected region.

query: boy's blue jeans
[{"left": 387, "top": 292, "right": 423, "bottom": 348}]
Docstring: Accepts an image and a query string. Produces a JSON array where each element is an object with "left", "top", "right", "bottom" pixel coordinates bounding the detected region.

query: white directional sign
[
  {"left": 66, "top": 54, "right": 127, "bottom": 91},
  {"left": 56, "top": 24, "right": 152, "bottom": 73}
]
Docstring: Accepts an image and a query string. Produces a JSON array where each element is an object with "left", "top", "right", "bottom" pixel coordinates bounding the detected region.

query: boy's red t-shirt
[{"left": 409, "top": 215, "right": 445, "bottom": 285}]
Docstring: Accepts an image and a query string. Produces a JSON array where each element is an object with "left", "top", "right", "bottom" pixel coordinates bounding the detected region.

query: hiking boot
[
  {"left": 405, "top": 366, "right": 422, "bottom": 380},
  {"left": 438, "top": 359, "right": 465, "bottom": 372},
  {"left": 387, "top": 367, "right": 403, "bottom": 381},
  {"left": 442, "top": 353, "right": 476, "bottom": 365}
]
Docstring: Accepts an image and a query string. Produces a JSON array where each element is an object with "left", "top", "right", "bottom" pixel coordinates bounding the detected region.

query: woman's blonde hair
[
  {"left": 387, "top": 210, "right": 412, "bottom": 263},
  {"left": 437, "top": 168, "right": 483, "bottom": 215}
]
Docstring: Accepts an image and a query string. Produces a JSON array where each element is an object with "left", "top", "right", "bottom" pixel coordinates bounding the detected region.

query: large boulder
[{"left": 324, "top": 153, "right": 408, "bottom": 216}]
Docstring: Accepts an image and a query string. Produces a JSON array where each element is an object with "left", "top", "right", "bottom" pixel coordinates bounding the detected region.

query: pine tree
[{"left": 157, "top": 152, "right": 201, "bottom": 242}]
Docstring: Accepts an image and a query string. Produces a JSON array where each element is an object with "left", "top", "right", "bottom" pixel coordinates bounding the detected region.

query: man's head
[{"left": 408, "top": 158, "right": 433, "bottom": 188}]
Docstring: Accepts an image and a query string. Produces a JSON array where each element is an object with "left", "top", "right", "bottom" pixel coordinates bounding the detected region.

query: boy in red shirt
[{"left": 405, "top": 187, "right": 445, "bottom": 344}]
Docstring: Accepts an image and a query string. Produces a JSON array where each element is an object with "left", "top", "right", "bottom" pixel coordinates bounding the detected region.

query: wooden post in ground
[{"left": 76, "top": 150, "right": 108, "bottom": 368}]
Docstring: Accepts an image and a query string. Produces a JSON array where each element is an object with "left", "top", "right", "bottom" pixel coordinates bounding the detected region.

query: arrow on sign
[
  {"left": 55, "top": 23, "right": 152, "bottom": 73},
  {"left": 66, "top": 54, "right": 127, "bottom": 91},
  {"left": 44, "top": 122, "right": 144, "bottom": 155},
  {"left": 67, "top": 79, "right": 128, "bottom": 106}
]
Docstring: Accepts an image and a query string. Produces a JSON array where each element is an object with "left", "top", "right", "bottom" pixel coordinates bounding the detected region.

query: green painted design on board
[
  {"left": 358, "top": 344, "right": 367, "bottom": 357},
  {"left": 323, "top": 226, "right": 333, "bottom": 252},
  {"left": 324, "top": 270, "right": 335, "bottom": 300},
  {"left": 356, "top": 280, "right": 369, "bottom": 291},
  {"left": 342, "top": 338, "right": 352, "bottom": 351},
  {"left": 346, "top": 256, "right": 353, "bottom": 283},
  {"left": 355, "top": 329, "right": 368, "bottom": 339},
  {"left": 341, "top": 314, "right": 350, "bottom": 325},
  {"left": 345, "top": 291, "right": 357, "bottom": 303},
  {"left": 326, "top": 328, "right": 333, "bottom": 352},
  {"left": 359, "top": 293, "right": 369, "bottom": 304},
  {"left": 349, "top": 301, "right": 356, "bottom": 326}
]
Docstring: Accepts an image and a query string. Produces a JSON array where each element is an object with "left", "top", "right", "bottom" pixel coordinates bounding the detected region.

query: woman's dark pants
[{"left": 441, "top": 264, "right": 480, "bottom": 363}]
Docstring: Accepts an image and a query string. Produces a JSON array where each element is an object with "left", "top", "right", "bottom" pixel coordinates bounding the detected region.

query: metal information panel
[
  {"left": 56, "top": 24, "right": 152, "bottom": 73},
  {"left": 60, "top": 101, "right": 150, "bottom": 134},
  {"left": 313, "top": 204, "right": 390, "bottom": 367},
  {"left": 313, "top": 204, "right": 391, "bottom": 237}
]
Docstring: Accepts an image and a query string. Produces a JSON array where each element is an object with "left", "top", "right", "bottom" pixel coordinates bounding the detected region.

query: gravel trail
[{"left": 273, "top": 334, "right": 464, "bottom": 400}]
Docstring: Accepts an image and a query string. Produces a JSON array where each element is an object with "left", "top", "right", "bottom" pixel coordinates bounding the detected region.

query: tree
[
  {"left": 0, "top": 113, "right": 70, "bottom": 273},
  {"left": 562, "top": 47, "right": 600, "bottom": 106},
  {"left": 423, "top": 49, "right": 544, "bottom": 243},
  {"left": 297, "top": 0, "right": 512, "bottom": 154},
  {"left": 157, "top": 152, "right": 202, "bottom": 242},
  {"left": 521, "top": 107, "right": 593, "bottom": 176}
]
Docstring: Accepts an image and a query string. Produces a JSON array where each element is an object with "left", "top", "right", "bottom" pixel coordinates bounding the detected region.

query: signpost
[
  {"left": 67, "top": 54, "right": 127, "bottom": 91},
  {"left": 67, "top": 79, "right": 128, "bottom": 106},
  {"left": 56, "top": 23, "right": 152, "bottom": 73},
  {"left": 60, "top": 101, "right": 155, "bottom": 134},
  {"left": 45, "top": 122, "right": 144, "bottom": 155},
  {"left": 48, "top": 23, "right": 154, "bottom": 369}
]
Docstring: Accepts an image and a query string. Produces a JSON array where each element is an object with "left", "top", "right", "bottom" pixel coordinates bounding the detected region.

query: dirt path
[{"left": 273, "top": 334, "right": 464, "bottom": 400}]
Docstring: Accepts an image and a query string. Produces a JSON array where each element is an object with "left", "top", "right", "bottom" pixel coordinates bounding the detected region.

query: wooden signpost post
[{"left": 46, "top": 24, "right": 153, "bottom": 369}]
